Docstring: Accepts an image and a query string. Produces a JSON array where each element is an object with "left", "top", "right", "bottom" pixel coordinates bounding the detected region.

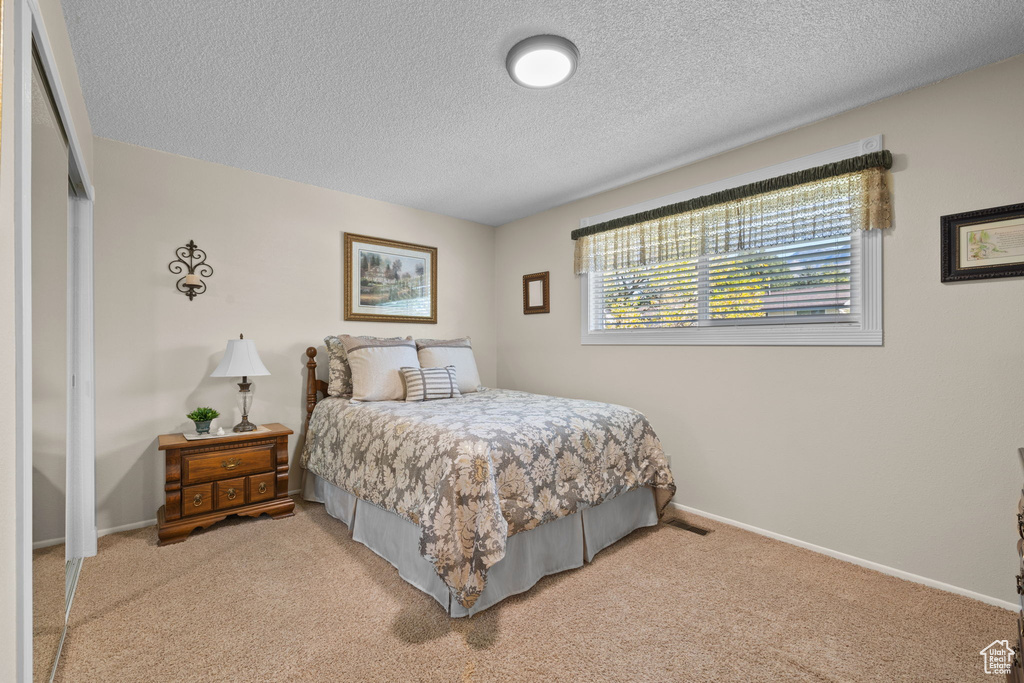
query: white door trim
[
  {"left": 14, "top": 1, "right": 96, "bottom": 681},
  {"left": 13, "top": 2, "right": 34, "bottom": 680}
]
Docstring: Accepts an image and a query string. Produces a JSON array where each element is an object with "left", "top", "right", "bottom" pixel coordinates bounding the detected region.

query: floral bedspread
[{"left": 301, "top": 389, "right": 676, "bottom": 608}]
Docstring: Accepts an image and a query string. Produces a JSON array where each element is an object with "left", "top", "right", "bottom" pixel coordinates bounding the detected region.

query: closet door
[{"left": 30, "top": 51, "right": 69, "bottom": 681}]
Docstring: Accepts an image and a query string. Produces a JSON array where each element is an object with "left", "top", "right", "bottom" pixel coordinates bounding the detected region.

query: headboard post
[{"left": 305, "top": 347, "right": 320, "bottom": 435}]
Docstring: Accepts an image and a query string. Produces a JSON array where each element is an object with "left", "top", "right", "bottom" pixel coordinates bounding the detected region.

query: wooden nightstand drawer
[
  {"left": 249, "top": 472, "right": 275, "bottom": 503},
  {"left": 215, "top": 477, "right": 247, "bottom": 510},
  {"left": 157, "top": 423, "right": 294, "bottom": 545},
  {"left": 183, "top": 444, "right": 274, "bottom": 485},
  {"left": 183, "top": 484, "right": 213, "bottom": 517}
]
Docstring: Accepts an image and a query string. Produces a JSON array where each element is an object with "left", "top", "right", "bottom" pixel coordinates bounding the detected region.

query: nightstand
[{"left": 156, "top": 423, "right": 295, "bottom": 545}]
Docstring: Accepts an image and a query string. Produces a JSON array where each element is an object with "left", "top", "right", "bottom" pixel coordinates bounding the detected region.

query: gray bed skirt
[{"left": 302, "top": 472, "right": 658, "bottom": 617}]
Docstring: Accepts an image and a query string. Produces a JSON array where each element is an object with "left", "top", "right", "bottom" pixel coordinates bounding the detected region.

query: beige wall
[
  {"left": 92, "top": 138, "right": 497, "bottom": 533},
  {"left": 495, "top": 55, "right": 1024, "bottom": 604},
  {"left": 0, "top": 1, "right": 19, "bottom": 677}
]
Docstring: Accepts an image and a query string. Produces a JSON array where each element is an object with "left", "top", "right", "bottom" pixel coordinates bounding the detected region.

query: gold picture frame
[{"left": 343, "top": 232, "right": 437, "bottom": 324}]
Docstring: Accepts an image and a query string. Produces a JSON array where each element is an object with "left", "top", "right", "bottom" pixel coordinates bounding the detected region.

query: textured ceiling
[{"left": 62, "top": 1, "right": 1024, "bottom": 226}]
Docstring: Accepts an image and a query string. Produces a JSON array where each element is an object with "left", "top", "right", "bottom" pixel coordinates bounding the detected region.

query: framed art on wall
[
  {"left": 344, "top": 233, "right": 437, "bottom": 323},
  {"left": 523, "top": 271, "right": 550, "bottom": 314},
  {"left": 941, "top": 203, "right": 1024, "bottom": 282}
]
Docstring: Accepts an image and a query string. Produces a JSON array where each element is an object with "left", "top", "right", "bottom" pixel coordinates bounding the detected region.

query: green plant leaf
[{"left": 186, "top": 406, "right": 220, "bottom": 421}]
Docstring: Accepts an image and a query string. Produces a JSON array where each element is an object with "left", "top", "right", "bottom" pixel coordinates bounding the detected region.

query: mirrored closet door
[{"left": 30, "top": 48, "right": 70, "bottom": 682}]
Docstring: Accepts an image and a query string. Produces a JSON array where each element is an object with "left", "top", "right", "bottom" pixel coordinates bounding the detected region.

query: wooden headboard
[{"left": 305, "top": 347, "right": 329, "bottom": 434}]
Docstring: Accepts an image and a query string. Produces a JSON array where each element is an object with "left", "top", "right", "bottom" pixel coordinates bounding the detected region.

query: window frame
[{"left": 579, "top": 136, "right": 885, "bottom": 347}]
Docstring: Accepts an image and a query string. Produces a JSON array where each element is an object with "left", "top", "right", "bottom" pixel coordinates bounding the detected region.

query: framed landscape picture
[
  {"left": 941, "top": 202, "right": 1024, "bottom": 282},
  {"left": 344, "top": 233, "right": 437, "bottom": 323}
]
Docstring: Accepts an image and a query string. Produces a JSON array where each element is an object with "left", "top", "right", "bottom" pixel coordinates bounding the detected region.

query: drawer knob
[
  {"left": 258, "top": 482, "right": 267, "bottom": 494},
  {"left": 227, "top": 488, "right": 237, "bottom": 500},
  {"left": 222, "top": 457, "right": 241, "bottom": 470},
  {"left": 193, "top": 494, "right": 203, "bottom": 507}
]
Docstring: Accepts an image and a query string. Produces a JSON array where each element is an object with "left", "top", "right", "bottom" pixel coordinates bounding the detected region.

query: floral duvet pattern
[{"left": 302, "top": 389, "right": 676, "bottom": 608}]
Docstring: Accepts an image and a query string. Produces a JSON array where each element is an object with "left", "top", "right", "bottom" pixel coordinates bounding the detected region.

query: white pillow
[
  {"left": 415, "top": 337, "right": 481, "bottom": 394},
  {"left": 340, "top": 335, "right": 419, "bottom": 402},
  {"left": 324, "top": 334, "right": 403, "bottom": 397}
]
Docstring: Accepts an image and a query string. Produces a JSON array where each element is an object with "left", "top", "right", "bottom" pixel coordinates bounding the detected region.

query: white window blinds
[{"left": 590, "top": 233, "right": 857, "bottom": 330}]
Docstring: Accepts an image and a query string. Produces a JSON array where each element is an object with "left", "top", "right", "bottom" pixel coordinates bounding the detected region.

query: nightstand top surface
[{"left": 158, "top": 423, "right": 293, "bottom": 450}]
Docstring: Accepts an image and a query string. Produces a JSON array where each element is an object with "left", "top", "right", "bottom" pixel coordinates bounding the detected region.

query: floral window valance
[{"left": 573, "top": 151, "right": 892, "bottom": 275}]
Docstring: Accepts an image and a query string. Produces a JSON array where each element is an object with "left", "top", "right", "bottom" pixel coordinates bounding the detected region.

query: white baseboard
[
  {"left": 97, "top": 519, "right": 157, "bottom": 537},
  {"left": 671, "top": 502, "right": 1017, "bottom": 612},
  {"left": 37, "top": 518, "right": 158, "bottom": 547}
]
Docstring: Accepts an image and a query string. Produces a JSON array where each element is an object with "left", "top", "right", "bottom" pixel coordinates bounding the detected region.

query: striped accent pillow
[{"left": 401, "top": 366, "right": 461, "bottom": 402}]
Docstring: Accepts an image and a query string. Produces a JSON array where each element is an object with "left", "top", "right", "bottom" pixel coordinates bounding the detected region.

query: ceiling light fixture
[{"left": 506, "top": 35, "right": 579, "bottom": 89}]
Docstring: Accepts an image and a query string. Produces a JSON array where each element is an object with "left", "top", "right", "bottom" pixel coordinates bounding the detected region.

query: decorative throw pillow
[
  {"left": 324, "top": 335, "right": 353, "bottom": 397},
  {"left": 415, "top": 337, "right": 481, "bottom": 394},
  {"left": 400, "top": 366, "right": 461, "bottom": 402},
  {"left": 340, "top": 335, "right": 419, "bottom": 402}
]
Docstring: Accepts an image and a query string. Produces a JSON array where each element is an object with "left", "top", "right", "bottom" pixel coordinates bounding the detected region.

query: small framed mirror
[{"left": 523, "top": 271, "right": 550, "bottom": 314}]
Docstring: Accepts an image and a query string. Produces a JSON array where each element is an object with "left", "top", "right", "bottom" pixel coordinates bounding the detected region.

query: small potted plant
[{"left": 186, "top": 406, "right": 220, "bottom": 435}]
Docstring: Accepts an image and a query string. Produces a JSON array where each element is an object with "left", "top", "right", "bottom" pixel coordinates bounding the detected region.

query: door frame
[{"left": 14, "top": 1, "right": 95, "bottom": 680}]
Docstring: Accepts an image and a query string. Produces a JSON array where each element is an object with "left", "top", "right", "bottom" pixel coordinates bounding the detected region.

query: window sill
[{"left": 580, "top": 324, "right": 881, "bottom": 346}]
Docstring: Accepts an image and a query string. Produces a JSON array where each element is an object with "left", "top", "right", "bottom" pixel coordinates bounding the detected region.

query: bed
[{"left": 300, "top": 346, "right": 676, "bottom": 616}]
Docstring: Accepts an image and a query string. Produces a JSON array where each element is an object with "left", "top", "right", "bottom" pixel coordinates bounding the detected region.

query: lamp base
[{"left": 233, "top": 417, "right": 258, "bottom": 433}]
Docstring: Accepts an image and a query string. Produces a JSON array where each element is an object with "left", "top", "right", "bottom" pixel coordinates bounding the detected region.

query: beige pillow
[
  {"left": 415, "top": 337, "right": 481, "bottom": 394},
  {"left": 340, "top": 335, "right": 419, "bottom": 401},
  {"left": 324, "top": 334, "right": 403, "bottom": 397}
]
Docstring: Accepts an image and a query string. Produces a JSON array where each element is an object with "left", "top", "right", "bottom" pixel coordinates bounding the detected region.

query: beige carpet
[{"left": 51, "top": 500, "right": 1012, "bottom": 682}]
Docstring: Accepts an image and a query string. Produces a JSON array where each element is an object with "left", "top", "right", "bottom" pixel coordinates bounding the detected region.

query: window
[
  {"left": 591, "top": 233, "right": 856, "bottom": 329},
  {"left": 578, "top": 137, "right": 887, "bottom": 346}
]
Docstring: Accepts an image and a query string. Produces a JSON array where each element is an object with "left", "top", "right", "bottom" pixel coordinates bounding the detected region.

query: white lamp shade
[{"left": 210, "top": 339, "right": 270, "bottom": 378}]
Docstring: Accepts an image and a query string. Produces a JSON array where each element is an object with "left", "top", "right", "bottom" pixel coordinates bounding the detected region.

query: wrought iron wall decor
[{"left": 168, "top": 240, "right": 213, "bottom": 300}]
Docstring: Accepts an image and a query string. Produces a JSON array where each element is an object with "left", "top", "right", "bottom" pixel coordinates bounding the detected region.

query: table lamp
[{"left": 210, "top": 334, "right": 270, "bottom": 432}]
